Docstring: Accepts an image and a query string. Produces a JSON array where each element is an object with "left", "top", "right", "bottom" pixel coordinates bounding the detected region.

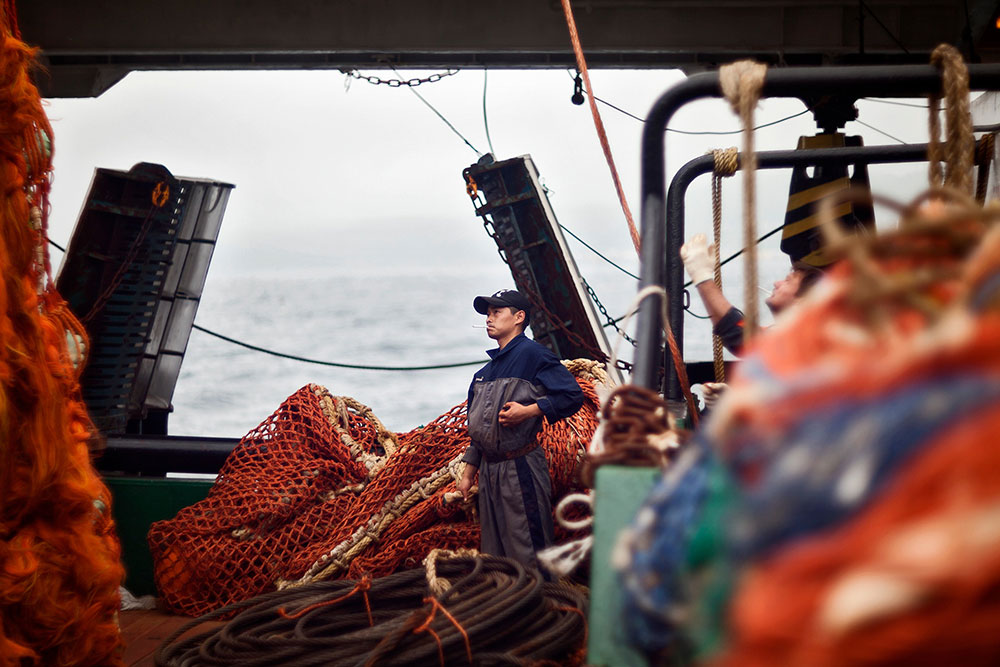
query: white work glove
[
  {"left": 680, "top": 233, "right": 715, "bottom": 286},
  {"left": 702, "top": 382, "right": 728, "bottom": 410}
]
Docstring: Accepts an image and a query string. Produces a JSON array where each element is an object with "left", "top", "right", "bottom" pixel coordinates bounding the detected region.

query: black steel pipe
[
  {"left": 661, "top": 142, "right": 929, "bottom": 400},
  {"left": 96, "top": 435, "right": 239, "bottom": 475},
  {"left": 633, "top": 63, "right": 1000, "bottom": 391}
]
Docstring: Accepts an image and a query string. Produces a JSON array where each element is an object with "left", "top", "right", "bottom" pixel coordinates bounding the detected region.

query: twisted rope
[
  {"left": 975, "top": 133, "right": 995, "bottom": 204},
  {"left": 580, "top": 384, "right": 680, "bottom": 487},
  {"left": 817, "top": 186, "right": 995, "bottom": 331},
  {"left": 423, "top": 548, "right": 479, "bottom": 597},
  {"left": 720, "top": 61, "right": 767, "bottom": 343},
  {"left": 156, "top": 555, "right": 589, "bottom": 667},
  {"left": 710, "top": 147, "right": 739, "bottom": 382},
  {"left": 314, "top": 387, "right": 398, "bottom": 478},
  {"left": 279, "top": 455, "right": 465, "bottom": 588},
  {"left": 928, "top": 44, "right": 974, "bottom": 195}
]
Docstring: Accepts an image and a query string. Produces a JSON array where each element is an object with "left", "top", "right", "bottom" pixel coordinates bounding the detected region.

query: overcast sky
[
  {"left": 38, "top": 67, "right": 959, "bottom": 433},
  {"left": 43, "top": 67, "right": 940, "bottom": 316}
]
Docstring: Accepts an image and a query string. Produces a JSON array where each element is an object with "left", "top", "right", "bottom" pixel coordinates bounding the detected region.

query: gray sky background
[{"left": 42, "top": 67, "right": 938, "bottom": 360}]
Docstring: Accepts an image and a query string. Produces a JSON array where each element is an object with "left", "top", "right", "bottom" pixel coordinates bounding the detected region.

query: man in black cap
[{"left": 456, "top": 289, "right": 584, "bottom": 572}]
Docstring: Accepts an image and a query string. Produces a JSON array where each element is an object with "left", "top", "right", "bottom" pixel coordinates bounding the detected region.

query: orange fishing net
[
  {"left": 707, "top": 194, "right": 1000, "bottom": 666},
  {"left": 0, "top": 3, "right": 125, "bottom": 665},
  {"left": 149, "top": 362, "right": 605, "bottom": 617}
]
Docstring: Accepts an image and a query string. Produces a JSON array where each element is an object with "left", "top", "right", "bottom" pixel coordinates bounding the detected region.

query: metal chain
[
  {"left": 582, "top": 278, "right": 636, "bottom": 347},
  {"left": 346, "top": 69, "right": 460, "bottom": 88}
]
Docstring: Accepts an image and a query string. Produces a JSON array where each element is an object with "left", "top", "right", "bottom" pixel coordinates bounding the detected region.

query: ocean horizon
[{"left": 167, "top": 257, "right": 783, "bottom": 439}]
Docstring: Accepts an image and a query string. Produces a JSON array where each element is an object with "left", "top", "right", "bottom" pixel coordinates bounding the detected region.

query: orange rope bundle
[
  {"left": 149, "top": 369, "right": 603, "bottom": 617},
  {"left": 704, "top": 194, "right": 1000, "bottom": 666},
  {"left": 0, "top": 3, "right": 125, "bottom": 665},
  {"left": 719, "top": 406, "right": 1000, "bottom": 667}
]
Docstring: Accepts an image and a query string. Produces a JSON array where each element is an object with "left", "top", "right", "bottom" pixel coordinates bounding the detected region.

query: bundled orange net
[
  {"left": 703, "top": 194, "right": 1000, "bottom": 666},
  {"left": 0, "top": 3, "right": 125, "bottom": 665},
  {"left": 149, "top": 361, "right": 605, "bottom": 617}
]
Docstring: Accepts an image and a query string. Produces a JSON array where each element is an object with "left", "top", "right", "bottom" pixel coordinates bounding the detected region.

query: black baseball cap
[{"left": 473, "top": 289, "right": 532, "bottom": 322}]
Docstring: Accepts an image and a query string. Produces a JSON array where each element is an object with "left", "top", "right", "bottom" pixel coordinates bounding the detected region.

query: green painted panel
[
  {"left": 104, "top": 476, "right": 214, "bottom": 597},
  {"left": 587, "top": 465, "right": 660, "bottom": 667}
]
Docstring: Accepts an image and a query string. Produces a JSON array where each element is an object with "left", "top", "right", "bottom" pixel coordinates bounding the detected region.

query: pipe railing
[
  {"left": 661, "top": 142, "right": 930, "bottom": 399},
  {"left": 633, "top": 63, "right": 1000, "bottom": 392}
]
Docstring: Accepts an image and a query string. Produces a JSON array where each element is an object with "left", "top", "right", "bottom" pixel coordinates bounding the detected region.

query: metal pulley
[{"left": 781, "top": 132, "right": 876, "bottom": 267}]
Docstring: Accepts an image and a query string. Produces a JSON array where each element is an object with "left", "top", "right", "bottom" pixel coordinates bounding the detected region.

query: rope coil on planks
[{"left": 154, "top": 553, "right": 588, "bottom": 667}]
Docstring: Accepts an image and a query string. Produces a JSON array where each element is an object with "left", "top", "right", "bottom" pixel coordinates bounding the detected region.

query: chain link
[
  {"left": 583, "top": 278, "right": 637, "bottom": 347},
  {"left": 346, "top": 69, "right": 460, "bottom": 88}
]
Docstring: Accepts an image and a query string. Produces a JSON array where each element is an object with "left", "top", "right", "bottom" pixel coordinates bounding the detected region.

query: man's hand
[
  {"left": 498, "top": 401, "right": 542, "bottom": 427},
  {"left": 680, "top": 233, "right": 715, "bottom": 286},
  {"left": 457, "top": 463, "right": 477, "bottom": 501}
]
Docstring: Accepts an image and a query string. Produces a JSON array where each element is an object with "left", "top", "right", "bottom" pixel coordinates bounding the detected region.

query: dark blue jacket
[{"left": 462, "top": 334, "right": 584, "bottom": 467}]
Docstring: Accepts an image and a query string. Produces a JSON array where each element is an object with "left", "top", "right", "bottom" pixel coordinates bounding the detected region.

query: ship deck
[{"left": 120, "top": 609, "right": 221, "bottom": 666}]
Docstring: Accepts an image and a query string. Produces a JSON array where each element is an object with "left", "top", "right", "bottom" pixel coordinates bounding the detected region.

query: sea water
[
  {"left": 168, "top": 258, "right": 783, "bottom": 439},
  {"left": 170, "top": 264, "right": 636, "bottom": 438}
]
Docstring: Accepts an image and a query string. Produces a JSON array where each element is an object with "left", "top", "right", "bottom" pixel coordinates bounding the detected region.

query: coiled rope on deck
[{"left": 154, "top": 553, "right": 588, "bottom": 667}]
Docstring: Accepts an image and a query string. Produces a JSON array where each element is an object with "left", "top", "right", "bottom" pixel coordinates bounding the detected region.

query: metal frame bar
[
  {"left": 634, "top": 63, "right": 1000, "bottom": 391},
  {"left": 661, "top": 142, "right": 929, "bottom": 399}
]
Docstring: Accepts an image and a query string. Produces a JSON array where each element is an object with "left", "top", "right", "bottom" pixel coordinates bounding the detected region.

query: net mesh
[{"left": 149, "top": 361, "right": 604, "bottom": 616}]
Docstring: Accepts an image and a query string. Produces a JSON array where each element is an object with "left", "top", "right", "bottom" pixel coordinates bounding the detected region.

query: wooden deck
[{"left": 119, "top": 609, "right": 220, "bottom": 666}]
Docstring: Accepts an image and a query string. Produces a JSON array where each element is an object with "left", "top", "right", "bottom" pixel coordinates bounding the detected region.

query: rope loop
[
  {"left": 711, "top": 147, "right": 739, "bottom": 178},
  {"left": 423, "top": 548, "right": 478, "bottom": 597},
  {"left": 555, "top": 492, "right": 594, "bottom": 531},
  {"left": 928, "top": 43, "right": 974, "bottom": 195}
]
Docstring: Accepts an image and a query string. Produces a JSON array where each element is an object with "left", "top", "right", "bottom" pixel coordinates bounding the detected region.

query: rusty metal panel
[{"left": 464, "top": 154, "right": 623, "bottom": 383}]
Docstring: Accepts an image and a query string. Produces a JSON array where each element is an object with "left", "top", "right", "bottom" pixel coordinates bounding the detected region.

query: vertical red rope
[{"left": 560, "top": 0, "right": 641, "bottom": 254}]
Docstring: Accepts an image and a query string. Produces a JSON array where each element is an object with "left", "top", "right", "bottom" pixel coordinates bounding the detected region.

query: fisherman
[
  {"left": 680, "top": 233, "right": 824, "bottom": 406},
  {"left": 456, "top": 288, "right": 584, "bottom": 571}
]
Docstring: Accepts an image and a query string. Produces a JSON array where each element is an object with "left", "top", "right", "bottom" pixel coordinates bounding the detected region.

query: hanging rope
[
  {"left": 192, "top": 323, "right": 488, "bottom": 371},
  {"left": 710, "top": 148, "right": 739, "bottom": 382},
  {"left": 928, "top": 43, "right": 974, "bottom": 195},
  {"left": 975, "top": 133, "right": 995, "bottom": 204},
  {"left": 560, "top": 0, "right": 640, "bottom": 254},
  {"left": 720, "top": 61, "right": 768, "bottom": 344}
]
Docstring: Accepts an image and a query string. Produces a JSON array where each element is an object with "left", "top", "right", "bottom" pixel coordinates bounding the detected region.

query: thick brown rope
[
  {"left": 579, "top": 384, "right": 680, "bottom": 487},
  {"left": 816, "top": 186, "right": 994, "bottom": 330},
  {"left": 720, "top": 61, "right": 767, "bottom": 343},
  {"left": 928, "top": 44, "right": 974, "bottom": 195},
  {"left": 710, "top": 147, "right": 739, "bottom": 382},
  {"left": 560, "top": 0, "right": 640, "bottom": 253},
  {"left": 975, "top": 133, "right": 995, "bottom": 204}
]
